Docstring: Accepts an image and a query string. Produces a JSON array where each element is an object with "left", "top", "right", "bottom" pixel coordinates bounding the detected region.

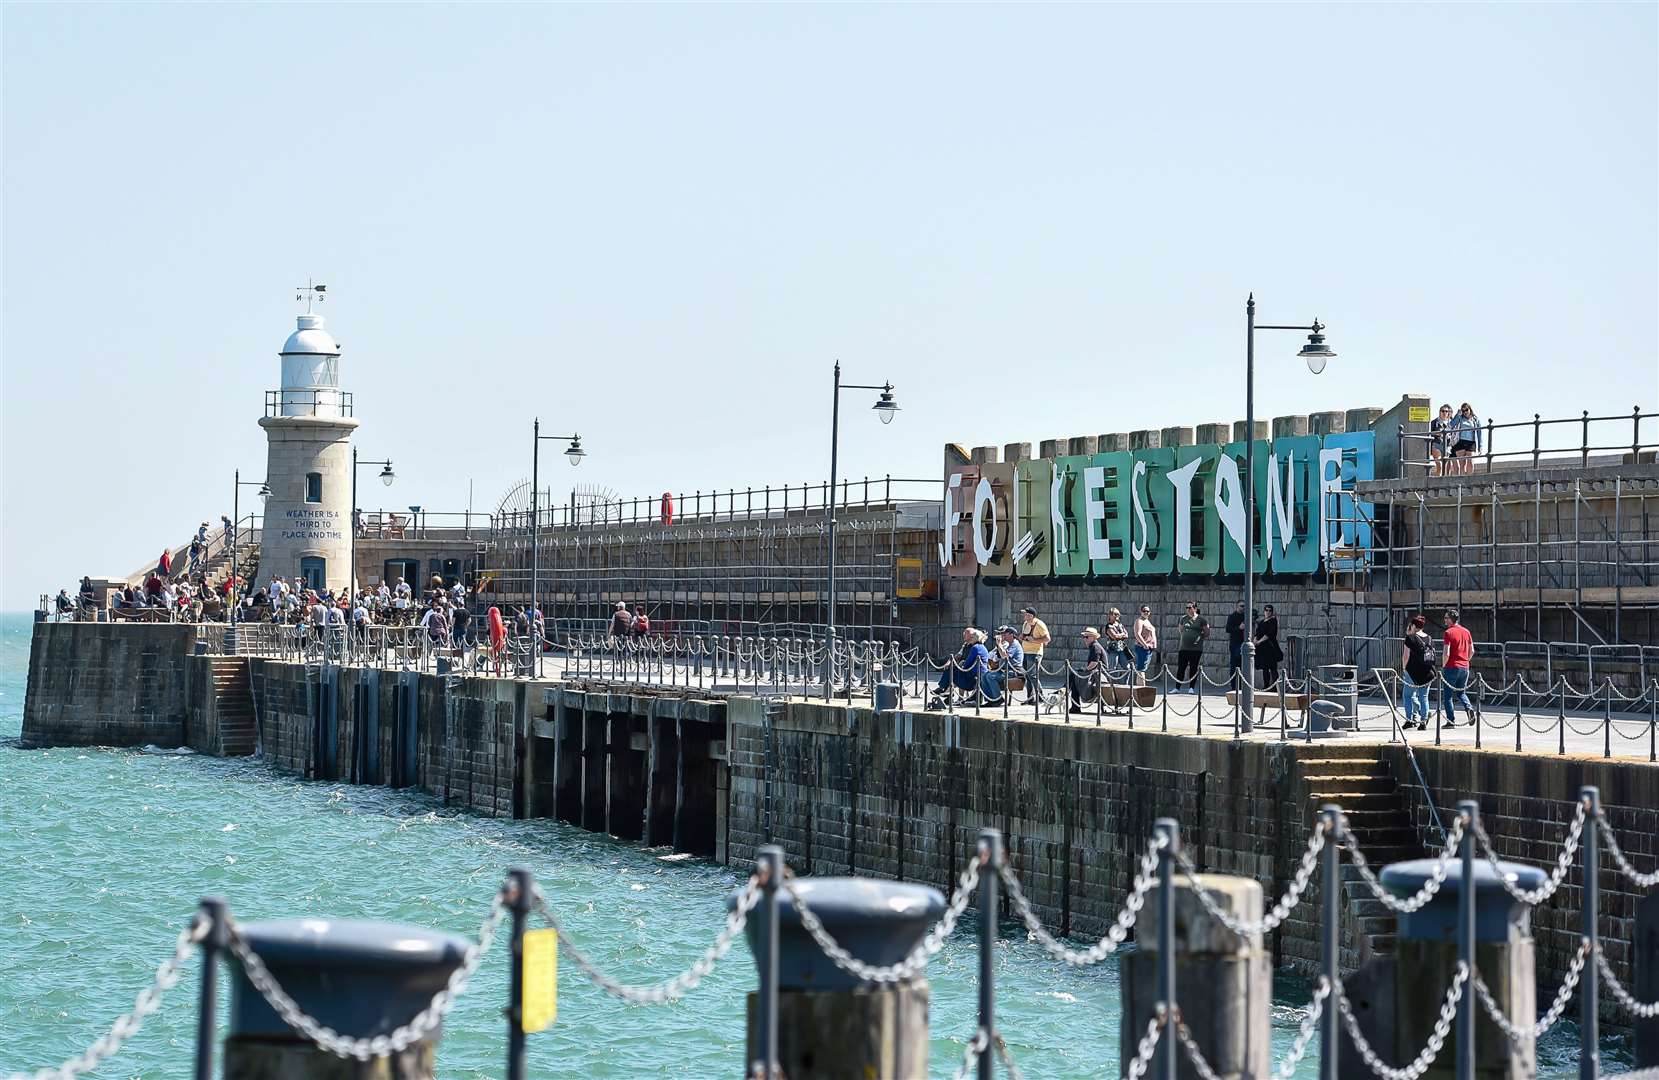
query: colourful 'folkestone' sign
[{"left": 940, "top": 431, "right": 1374, "bottom": 579}]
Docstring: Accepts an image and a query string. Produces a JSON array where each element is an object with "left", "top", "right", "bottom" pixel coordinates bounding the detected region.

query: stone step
[
  {"left": 1303, "top": 774, "right": 1393, "bottom": 793},
  {"left": 1295, "top": 759, "right": 1382, "bottom": 777}
]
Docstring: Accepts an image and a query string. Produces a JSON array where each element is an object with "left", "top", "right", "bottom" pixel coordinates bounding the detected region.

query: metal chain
[
  {"left": 1473, "top": 940, "right": 1589, "bottom": 1041},
  {"left": 1598, "top": 944, "right": 1659, "bottom": 1018},
  {"left": 1172, "top": 1009, "right": 1225, "bottom": 1080},
  {"left": 1343, "top": 815, "right": 1464, "bottom": 914},
  {"left": 999, "top": 835, "right": 1165, "bottom": 966},
  {"left": 1597, "top": 806, "right": 1659, "bottom": 888},
  {"left": 1271, "top": 977, "right": 1329, "bottom": 1080},
  {"left": 780, "top": 856, "right": 980, "bottom": 984},
  {"left": 6, "top": 914, "right": 209, "bottom": 1080},
  {"left": 1176, "top": 822, "right": 1324, "bottom": 937},
  {"left": 226, "top": 889, "right": 506, "bottom": 1060},
  {"left": 992, "top": 1031, "right": 1026, "bottom": 1080},
  {"left": 1473, "top": 799, "right": 1586, "bottom": 905},
  {"left": 951, "top": 1028, "right": 990, "bottom": 1080},
  {"left": 1123, "top": 1009, "right": 1166, "bottom": 1080},
  {"left": 1336, "top": 961, "right": 1468, "bottom": 1080},
  {"left": 533, "top": 876, "right": 761, "bottom": 1002}
]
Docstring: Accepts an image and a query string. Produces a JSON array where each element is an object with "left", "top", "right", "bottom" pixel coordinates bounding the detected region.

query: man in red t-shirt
[{"left": 1440, "top": 609, "right": 1475, "bottom": 727}]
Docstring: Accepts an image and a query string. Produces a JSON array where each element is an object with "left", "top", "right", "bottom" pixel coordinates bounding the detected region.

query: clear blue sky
[{"left": 3, "top": 3, "right": 1655, "bottom": 608}]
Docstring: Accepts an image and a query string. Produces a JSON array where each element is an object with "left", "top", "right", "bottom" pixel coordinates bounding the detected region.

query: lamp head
[
  {"left": 256, "top": 483, "right": 271, "bottom": 501},
  {"left": 1298, "top": 320, "right": 1336, "bottom": 375},
  {"left": 566, "top": 435, "right": 586, "bottom": 466},
  {"left": 380, "top": 462, "right": 396, "bottom": 487},
  {"left": 872, "top": 384, "right": 899, "bottom": 425}
]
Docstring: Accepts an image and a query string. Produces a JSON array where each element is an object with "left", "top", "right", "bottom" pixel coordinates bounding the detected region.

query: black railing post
[
  {"left": 1533, "top": 412, "right": 1542, "bottom": 469},
  {"left": 1456, "top": 800, "right": 1477, "bottom": 1080},
  {"left": 977, "top": 829, "right": 1002, "bottom": 1080},
  {"left": 1581, "top": 786, "right": 1600, "bottom": 1080},
  {"left": 1582, "top": 409, "right": 1592, "bottom": 468},
  {"left": 506, "top": 866, "right": 534, "bottom": 1080},
  {"left": 194, "top": 896, "right": 228, "bottom": 1080},
  {"left": 1155, "top": 818, "right": 1180, "bottom": 1080},
  {"left": 1319, "top": 808, "right": 1341, "bottom": 1080},
  {"left": 756, "top": 846, "right": 784, "bottom": 1080}
]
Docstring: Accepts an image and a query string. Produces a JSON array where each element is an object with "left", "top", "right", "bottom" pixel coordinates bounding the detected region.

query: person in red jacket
[{"left": 1440, "top": 608, "right": 1476, "bottom": 727}]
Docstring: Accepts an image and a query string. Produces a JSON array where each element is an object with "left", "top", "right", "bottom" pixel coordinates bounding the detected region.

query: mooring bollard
[
  {"left": 1380, "top": 839, "right": 1547, "bottom": 1079},
  {"left": 224, "top": 918, "right": 470, "bottom": 1080},
  {"left": 1121, "top": 859, "right": 1270, "bottom": 1079},
  {"left": 736, "top": 870, "right": 945, "bottom": 1079}
]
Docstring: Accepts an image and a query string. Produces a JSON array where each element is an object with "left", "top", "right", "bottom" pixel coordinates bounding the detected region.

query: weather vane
[{"left": 294, "top": 279, "right": 328, "bottom": 313}]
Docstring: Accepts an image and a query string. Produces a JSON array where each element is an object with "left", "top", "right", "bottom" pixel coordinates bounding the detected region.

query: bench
[{"left": 1225, "top": 691, "right": 1312, "bottom": 717}]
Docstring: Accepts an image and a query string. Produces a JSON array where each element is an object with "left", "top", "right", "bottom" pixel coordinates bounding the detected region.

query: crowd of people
[
  {"left": 926, "top": 600, "right": 1295, "bottom": 714},
  {"left": 923, "top": 599, "right": 1483, "bottom": 725}
]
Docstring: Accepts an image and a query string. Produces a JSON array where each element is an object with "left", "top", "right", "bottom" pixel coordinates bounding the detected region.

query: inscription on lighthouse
[{"left": 280, "top": 507, "right": 343, "bottom": 542}]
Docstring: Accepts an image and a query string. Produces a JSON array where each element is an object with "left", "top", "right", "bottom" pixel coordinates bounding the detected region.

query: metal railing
[
  {"left": 1396, "top": 405, "right": 1654, "bottom": 478},
  {"left": 10, "top": 788, "right": 1654, "bottom": 1080},
  {"left": 263, "top": 388, "right": 353, "bottom": 418},
  {"left": 494, "top": 475, "right": 938, "bottom": 532}
]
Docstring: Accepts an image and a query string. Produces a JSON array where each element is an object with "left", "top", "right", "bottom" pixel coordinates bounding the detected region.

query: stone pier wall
[
  {"left": 21, "top": 622, "right": 200, "bottom": 748},
  {"left": 724, "top": 698, "right": 1655, "bottom": 1000}
]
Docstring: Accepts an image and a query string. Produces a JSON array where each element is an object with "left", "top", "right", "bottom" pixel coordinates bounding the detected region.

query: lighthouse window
[{"left": 305, "top": 472, "right": 322, "bottom": 503}]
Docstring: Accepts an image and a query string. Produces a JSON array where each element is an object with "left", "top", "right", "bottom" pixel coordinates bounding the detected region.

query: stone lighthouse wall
[{"left": 258, "top": 414, "right": 358, "bottom": 593}]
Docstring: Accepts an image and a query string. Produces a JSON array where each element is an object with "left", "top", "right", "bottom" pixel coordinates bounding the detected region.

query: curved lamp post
[
  {"left": 1240, "top": 295, "right": 1336, "bottom": 731},
  {"left": 350, "top": 449, "right": 395, "bottom": 599},
  {"left": 530, "top": 420, "right": 585, "bottom": 677},
  {"left": 824, "top": 362, "right": 899, "bottom": 698},
  {"left": 230, "top": 470, "right": 270, "bottom": 622}
]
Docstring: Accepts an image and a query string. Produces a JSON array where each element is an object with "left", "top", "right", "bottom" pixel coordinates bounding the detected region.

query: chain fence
[{"left": 9, "top": 789, "right": 1658, "bottom": 1080}]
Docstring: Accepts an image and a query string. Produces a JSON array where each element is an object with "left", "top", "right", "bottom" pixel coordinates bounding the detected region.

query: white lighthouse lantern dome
[{"left": 277, "top": 313, "right": 345, "bottom": 417}]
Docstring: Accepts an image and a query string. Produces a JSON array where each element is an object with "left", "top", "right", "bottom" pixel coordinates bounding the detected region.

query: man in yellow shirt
[{"left": 1018, "top": 606, "right": 1051, "bottom": 704}]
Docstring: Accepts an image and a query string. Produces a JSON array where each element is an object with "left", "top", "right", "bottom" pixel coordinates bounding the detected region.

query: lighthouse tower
[{"left": 257, "top": 296, "right": 358, "bottom": 594}]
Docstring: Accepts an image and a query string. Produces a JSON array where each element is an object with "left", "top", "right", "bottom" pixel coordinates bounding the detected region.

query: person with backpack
[{"left": 1399, "top": 613, "right": 1436, "bottom": 730}]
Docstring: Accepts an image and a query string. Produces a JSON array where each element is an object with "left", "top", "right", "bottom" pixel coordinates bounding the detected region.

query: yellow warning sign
[
  {"left": 522, "top": 928, "right": 557, "bottom": 1032},
  {"left": 1408, "top": 405, "right": 1431, "bottom": 423}
]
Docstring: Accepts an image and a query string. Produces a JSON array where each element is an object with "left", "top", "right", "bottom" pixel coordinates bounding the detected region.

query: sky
[{"left": 3, "top": 3, "right": 1655, "bottom": 609}]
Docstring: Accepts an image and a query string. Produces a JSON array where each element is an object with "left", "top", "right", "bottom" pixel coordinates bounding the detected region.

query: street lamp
[
  {"left": 230, "top": 469, "right": 269, "bottom": 623},
  {"left": 823, "top": 362, "right": 899, "bottom": 698},
  {"left": 1240, "top": 295, "right": 1335, "bottom": 732},
  {"left": 530, "top": 419, "right": 586, "bottom": 677},
  {"left": 351, "top": 448, "right": 395, "bottom": 599}
]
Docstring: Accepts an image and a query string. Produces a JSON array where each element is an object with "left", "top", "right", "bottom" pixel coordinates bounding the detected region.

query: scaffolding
[
  {"left": 479, "top": 477, "right": 943, "bottom": 644},
  {"left": 1327, "top": 466, "right": 1659, "bottom": 672}
]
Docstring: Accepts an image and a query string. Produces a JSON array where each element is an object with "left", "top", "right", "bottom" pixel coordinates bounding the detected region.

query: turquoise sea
[{"left": 0, "top": 613, "right": 1620, "bottom": 1077}]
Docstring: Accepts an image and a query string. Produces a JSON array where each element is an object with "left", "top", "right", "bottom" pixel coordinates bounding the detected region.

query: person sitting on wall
[
  {"left": 1068, "top": 627, "right": 1109, "bottom": 713},
  {"left": 979, "top": 625, "right": 1026, "bottom": 705},
  {"left": 932, "top": 627, "right": 990, "bottom": 705}
]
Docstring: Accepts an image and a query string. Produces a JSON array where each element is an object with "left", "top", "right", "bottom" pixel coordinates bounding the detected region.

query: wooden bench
[{"left": 1225, "top": 691, "right": 1312, "bottom": 717}]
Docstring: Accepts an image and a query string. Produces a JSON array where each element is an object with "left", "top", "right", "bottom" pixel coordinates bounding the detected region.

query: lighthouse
[{"left": 257, "top": 295, "right": 358, "bottom": 594}]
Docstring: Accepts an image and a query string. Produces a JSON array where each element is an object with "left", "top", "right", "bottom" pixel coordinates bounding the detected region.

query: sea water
[{"left": 0, "top": 614, "right": 1618, "bottom": 1077}]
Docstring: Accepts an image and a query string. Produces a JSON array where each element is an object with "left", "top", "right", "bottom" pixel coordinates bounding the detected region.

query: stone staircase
[
  {"left": 1299, "top": 754, "right": 1422, "bottom": 968},
  {"left": 209, "top": 657, "right": 258, "bottom": 756}
]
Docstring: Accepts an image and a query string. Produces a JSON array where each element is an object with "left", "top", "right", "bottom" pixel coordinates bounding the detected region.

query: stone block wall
[
  {"left": 249, "top": 660, "right": 520, "bottom": 817},
  {"left": 727, "top": 702, "right": 1335, "bottom": 964},
  {"left": 22, "top": 622, "right": 199, "bottom": 748},
  {"left": 728, "top": 699, "right": 1655, "bottom": 991}
]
